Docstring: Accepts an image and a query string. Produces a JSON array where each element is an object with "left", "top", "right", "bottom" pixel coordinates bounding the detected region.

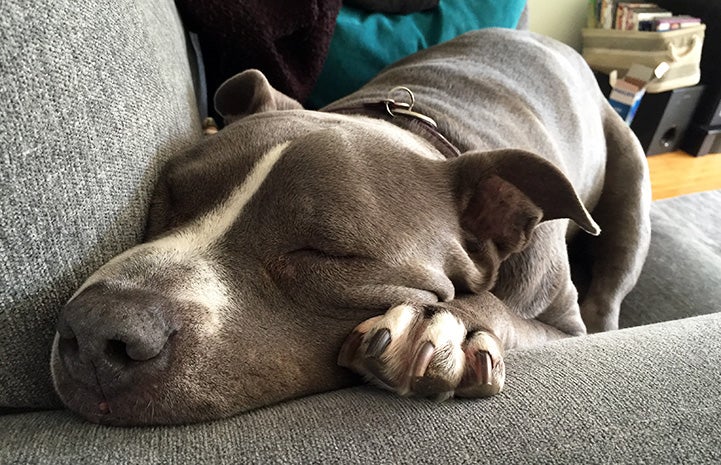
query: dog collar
[{"left": 323, "top": 87, "right": 461, "bottom": 159}]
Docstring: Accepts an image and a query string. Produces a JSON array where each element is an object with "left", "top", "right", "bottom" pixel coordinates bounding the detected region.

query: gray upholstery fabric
[
  {"left": 621, "top": 190, "right": 721, "bottom": 328},
  {"left": 0, "top": 0, "right": 201, "bottom": 408},
  {"left": 2, "top": 311, "right": 719, "bottom": 464}
]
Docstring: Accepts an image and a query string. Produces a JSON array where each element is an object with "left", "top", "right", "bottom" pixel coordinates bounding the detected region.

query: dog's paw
[{"left": 338, "top": 304, "right": 505, "bottom": 400}]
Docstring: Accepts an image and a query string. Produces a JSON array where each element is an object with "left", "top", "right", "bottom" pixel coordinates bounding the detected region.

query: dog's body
[{"left": 50, "top": 29, "right": 650, "bottom": 425}]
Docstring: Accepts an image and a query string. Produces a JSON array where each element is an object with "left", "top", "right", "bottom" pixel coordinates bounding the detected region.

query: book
[
  {"left": 654, "top": 15, "right": 702, "bottom": 31},
  {"left": 599, "top": 0, "right": 616, "bottom": 29},
  {"left": 587, "top": 0, "right": 600, "bottom": 28},
  {"left": 615, "top": 3, "right": 656, "bottom": 30},
  {"left": 631, "top": 7, "right": 672, "bottom": 30}
]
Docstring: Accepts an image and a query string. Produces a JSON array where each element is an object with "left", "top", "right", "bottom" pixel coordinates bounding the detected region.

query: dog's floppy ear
[
  {"left": 451, "top": 149, "right": 600, "bottom": 259},
  {"left": 214, "top": 69, "right": 303, "bottom": 125}
]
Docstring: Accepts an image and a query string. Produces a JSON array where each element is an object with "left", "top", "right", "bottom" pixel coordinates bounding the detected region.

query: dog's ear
[
  {"left": 451, "top": 149, "right": 600, "bottom": 259},
  {"left": 214, "top": 69, "right": 303, "bottom": 125}
]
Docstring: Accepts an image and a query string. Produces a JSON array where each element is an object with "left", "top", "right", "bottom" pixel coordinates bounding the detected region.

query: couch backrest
[{"left": 0, "top": 0, "right": 201, "bottom": 409}]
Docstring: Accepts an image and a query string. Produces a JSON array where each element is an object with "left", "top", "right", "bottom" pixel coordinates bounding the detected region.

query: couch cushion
[
  {"left": 1, "top": 312, "right": 719, "bottom": 464},
  {"left": 621, "top": 190, "right": 721, "bottom": 327},
  {"left": 0, "top": 0, "right": 201, "bottom": 408}
]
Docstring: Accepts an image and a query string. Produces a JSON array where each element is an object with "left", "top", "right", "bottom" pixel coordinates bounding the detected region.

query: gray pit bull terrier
[{"left": 50, "top": 29, "right": 651, "bottom": 426}]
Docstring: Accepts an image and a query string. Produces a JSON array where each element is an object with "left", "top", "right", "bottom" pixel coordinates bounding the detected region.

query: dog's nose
[{"left": 56, "top": 285, "right": 177, "bottom": 372}]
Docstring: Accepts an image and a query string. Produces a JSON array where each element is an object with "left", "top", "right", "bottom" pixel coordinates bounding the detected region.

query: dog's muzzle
[{"left": 54, "top": 284, "right": 180, "bottom": 413}]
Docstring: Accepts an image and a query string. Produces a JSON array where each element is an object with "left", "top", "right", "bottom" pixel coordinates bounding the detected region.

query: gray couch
[{"left": 1, "top": 1, "right": 720, "bottom": 463}]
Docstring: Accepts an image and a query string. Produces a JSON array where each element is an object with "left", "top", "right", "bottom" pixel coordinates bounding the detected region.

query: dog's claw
[
  {"left": 339, "top": 305, "right": 505, "bottom": 400},
  {"left": 457, "top": 331, "right": 505, "bottom": 398},
  {"left": 366, "top": 328, "right": 391, "bottom": 359},
  {"left": 479, "top": 351, "right": 493, "bottom": 385},
  {"left": 412, "top": 341, "right": 435, "bottom": 378},
  {"left": 338, "top": 330, "right": 363, "bottom": 368}
]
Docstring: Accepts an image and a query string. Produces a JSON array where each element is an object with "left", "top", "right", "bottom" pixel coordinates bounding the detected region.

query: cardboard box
[{"left": 608, "top": 62, "right": 669, "bottom": 123}]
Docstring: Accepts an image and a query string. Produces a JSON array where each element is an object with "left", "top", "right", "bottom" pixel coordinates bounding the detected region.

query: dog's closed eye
[{"left": 288, "top": 247, "right": 369, "bottom": 262}]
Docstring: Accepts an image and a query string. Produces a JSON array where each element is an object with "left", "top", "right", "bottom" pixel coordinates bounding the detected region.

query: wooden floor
[{"left": 648, "top": 151, "right": 721, "bottom": 200}]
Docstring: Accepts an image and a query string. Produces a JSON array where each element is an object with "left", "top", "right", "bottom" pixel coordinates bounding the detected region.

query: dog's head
[{"left": 51, "top": 70, "right": 598, "bottom": 425}]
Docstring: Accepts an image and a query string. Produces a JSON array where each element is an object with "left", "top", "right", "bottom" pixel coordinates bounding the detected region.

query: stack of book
[{"left": 588, "top": 1, "right": 701, "bottom": 31}]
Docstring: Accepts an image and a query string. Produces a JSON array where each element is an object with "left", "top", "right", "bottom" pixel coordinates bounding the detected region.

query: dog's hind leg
[{"left": 577, "top": 107, "right": 652, "bottom": 332}]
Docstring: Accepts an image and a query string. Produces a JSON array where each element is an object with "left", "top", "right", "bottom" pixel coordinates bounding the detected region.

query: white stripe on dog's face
[
  {"left": 158, "top": 140, "right": 291, "bottom": 254},
  {"left": 69, "top": 142, "right": 291, "bottom": 333}
]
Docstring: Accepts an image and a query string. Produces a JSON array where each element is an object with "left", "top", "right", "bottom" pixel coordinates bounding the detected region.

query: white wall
[{"left": 527, "top": 0, "right": 588, "bottom": 51}]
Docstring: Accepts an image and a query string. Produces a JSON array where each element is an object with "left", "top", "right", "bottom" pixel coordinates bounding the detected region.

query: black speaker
[
  {"left": 707, "top": 99, "right": 721, "bottom": 127},
  {"left": 681, "top": 124, "right": 721, "bottom": 156},
  {"left": 629, "top": 85, "right": 705, "bottom": 156}
]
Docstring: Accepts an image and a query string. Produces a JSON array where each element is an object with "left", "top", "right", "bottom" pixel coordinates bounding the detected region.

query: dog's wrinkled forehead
[
  {"left": 219, "top": 110, "right": 445, "bottom": 168},
  {"left": 150, "top": 111, "right": 444, "bottom": 231}
]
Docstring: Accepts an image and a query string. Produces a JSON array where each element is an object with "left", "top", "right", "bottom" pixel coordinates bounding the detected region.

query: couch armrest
[
  {"left": 621, "top": 190, "right": 721, "bottom": 327},
  {"left": 2, "top": 312, "right": 719, "bottom": 463}
]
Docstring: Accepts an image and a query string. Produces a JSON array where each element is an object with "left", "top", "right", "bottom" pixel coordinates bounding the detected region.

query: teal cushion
[{"left": 307, "top": 0, "right": 527, "bottom": 108}]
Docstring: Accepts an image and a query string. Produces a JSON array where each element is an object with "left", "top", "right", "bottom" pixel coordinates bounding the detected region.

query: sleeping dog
[{"left": 50, "top": 29, "right": 651, "bottom": 425}]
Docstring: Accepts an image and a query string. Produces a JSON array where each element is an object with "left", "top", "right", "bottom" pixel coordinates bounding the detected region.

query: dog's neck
[{"left": 323, "top": 99, "right": 461, "bottom": 159}]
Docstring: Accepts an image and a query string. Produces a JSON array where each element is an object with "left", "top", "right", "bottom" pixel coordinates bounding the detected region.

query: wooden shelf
[{"left": 647, "top": 151, "right": 721, "bottom": 200}]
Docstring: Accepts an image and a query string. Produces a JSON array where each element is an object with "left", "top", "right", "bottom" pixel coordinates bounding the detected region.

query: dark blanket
[{"left": 175, "top": 0, "right": 343, "bottom": 108}]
